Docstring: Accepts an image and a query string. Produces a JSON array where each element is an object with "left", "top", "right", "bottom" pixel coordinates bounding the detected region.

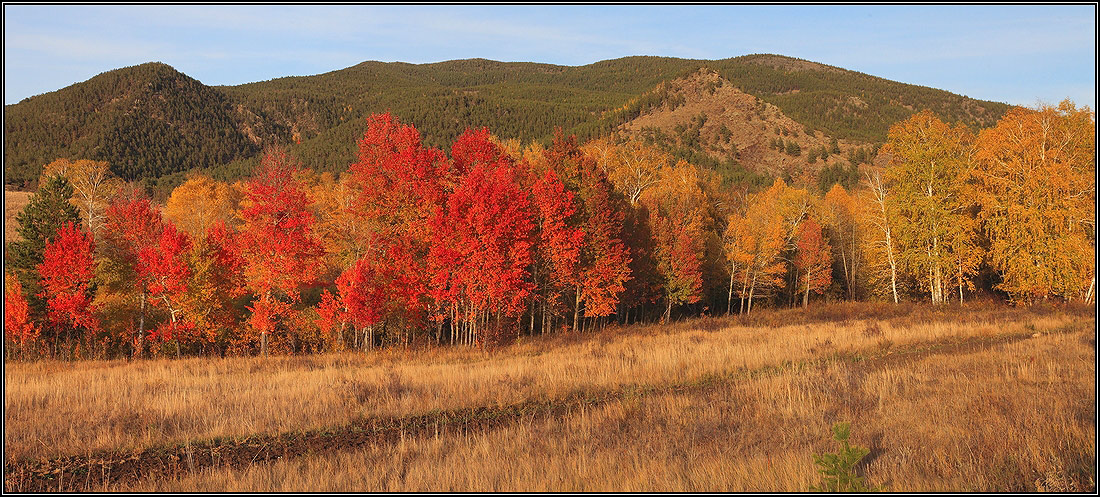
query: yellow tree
[
  {"left": 860, "top": 170, "right": 901, "bottom": 304},
  {"left": 40, "top": 158, "right": 122, "bottom": 240},
  {"left": 163, "top": 173, "right": 240, "bottom": 240},
  {"left": 971, "top": 100, "right": 1096, "bottom": 303},
  {"left": 491, "top": 136, "right": 524, "bottom": 162},
  {"left": 881, "top": 111, "right": 980, "bottom": 304},
  {"left": 310, "top": 172, "right": 373, "bottom": 274},
  {"left": 641, "top": 160, "right": 710, "bottom": 321},
  {"left": 722, "top": 214, "right": 758, "bottom": 314},
  {"left": 588, "top": 138, "right": 671, "bottom": 206},
  {"left": 729, "top": 178, "right": 810, "bottom": 313},
  {"left": 823, "top": 184, "right": 863, "bottom": 300}
]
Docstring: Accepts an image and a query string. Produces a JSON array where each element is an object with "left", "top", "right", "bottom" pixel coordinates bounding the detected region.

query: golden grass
[
  {"left": 4, "top": 190, "right": 32, "bottom": 242},
  {"left": 112, "top": 325, "right": 1096, "bottom": 492},
  {"left": 4, "top": 302, "right": 1091, "bottom": 466}
]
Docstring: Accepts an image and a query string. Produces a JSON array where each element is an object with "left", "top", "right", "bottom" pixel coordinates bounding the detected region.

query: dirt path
[{"left": 4, "top": 326, "right": 1080, "bottom": 492}]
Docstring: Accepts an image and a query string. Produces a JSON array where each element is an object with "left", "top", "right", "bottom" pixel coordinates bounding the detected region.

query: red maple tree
[
  {"left": 139, "top": 221, "right": 194, "bottom": 353},
  {"left": 528, "top": 167, "right": 584, "bottom": 333}
]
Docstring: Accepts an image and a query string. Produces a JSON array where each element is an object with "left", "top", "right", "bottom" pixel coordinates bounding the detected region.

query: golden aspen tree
[
  {"left": 40, "top": 158, "right": 122, "bottom": 240},
  {"left": 730, "top": 178, "right": 810, "bottom": 313},
  {"left": 880, "top": 111, "right": 980, "bottom": 304},
  {"left": 641, "top": 160, "right": 710, "bottom": 321},
  {"left": 590, "top": 138, "right": 671, "bottom": 206},
  {"left": 971, "top": 100, "right": 1096, "bottom": 303},
  {"left": 823, "top": 184, "right": 862, "bottom": 300},
  {"left": 861, "top": 170, "right": 901, "bottom": 304},
  {"left": 163, "top": 173, "right": 240, "bottom": 240},
  {"left": 722, "top": 214, "right": 754, "bottom": 314},
  {"left": 310, "top": 172, "right": 373, "bottom": 274}
]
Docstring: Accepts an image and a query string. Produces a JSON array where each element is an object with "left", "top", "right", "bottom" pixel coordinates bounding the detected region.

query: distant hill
[
  {"left": 4, "top": 55, "right": 1011, "bottom": 190},
  {"left": 3, "top": 62, "right": 286, "bottom": 187},
  {"left": 614, "top": 68, "right": 851, "bottom": 179}
]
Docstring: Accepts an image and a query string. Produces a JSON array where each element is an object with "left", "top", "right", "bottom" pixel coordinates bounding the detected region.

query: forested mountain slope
[{"left": 4, "top": 54, "right": 1010, "bottom": 189}]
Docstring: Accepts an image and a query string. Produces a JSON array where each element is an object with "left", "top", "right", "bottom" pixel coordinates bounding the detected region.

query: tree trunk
[
  {"left": 850, "top": 234, "right": 859, "bottom": 300},
  {"left": 542, "top": 300, "right": 549, "bottom": 335},
  {"left": 958, "top": 261, "right": 964, "bottom": 303},
  {"left": 839, "top": 248, "right": 851, "bottom": 300},
  {"left": 886, "top": 231, "right": 899, "bottom": 304},
  {"left": 747, "top": 271, "right": 758, "bottom": 314},
  {"left": 739, "top": 272, "right": 749, "bottom": 314},
  {"left": 727, "top": 267, "right": 735, "bottom": 315},
  {"left": 1086, "top": 276, "right": 1095, "bottom": 304},
  {"left": 137, "top": 290, "right": 146, "bottom": 359},
  {"left": 529, "top": 301, "right": 536, "bottom": 336},
  {"left": 573, "top": 285, "right": 581, "bottom": 332}
]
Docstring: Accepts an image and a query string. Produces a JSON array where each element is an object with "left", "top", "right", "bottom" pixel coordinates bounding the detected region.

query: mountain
[
  {"left": 4, "top": 55, "right": 1011, "bottom": 191},
  {"left": 3, "top": 62, "right": 287, "bottom": 187}
]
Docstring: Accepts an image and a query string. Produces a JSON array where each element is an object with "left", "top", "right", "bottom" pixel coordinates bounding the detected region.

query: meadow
[{"left": 4, "top": 300, "right": 1095, "bottom": 492}]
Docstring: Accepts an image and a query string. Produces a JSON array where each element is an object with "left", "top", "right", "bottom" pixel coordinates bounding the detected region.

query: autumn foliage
[
  {"left": 238, "top": 147, "right": 324, "bottom": 353},
  {"left": 4, "top": 273, "right": 39, "bottom": 353},
  {"left": 38, "top": 222, "right": 100, "bottom": 347},
  {"left": 6, "top": 101, "right": 1094, "bottom": 359}
]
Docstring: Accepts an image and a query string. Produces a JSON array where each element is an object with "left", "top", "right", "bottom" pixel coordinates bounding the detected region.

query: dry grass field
[
  {"left": 4, "top": 189, "right": 33, "bottom": 242},
  {"left": 4, "top": 301, "right": 1096, "bottom": 492}
]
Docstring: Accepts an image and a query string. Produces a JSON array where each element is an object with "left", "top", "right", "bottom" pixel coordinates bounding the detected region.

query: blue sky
[{"left": 4, "top": 5, "right": 1096, "bottom": 109}]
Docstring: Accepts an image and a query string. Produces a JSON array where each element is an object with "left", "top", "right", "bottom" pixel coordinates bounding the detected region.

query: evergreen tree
[{"left": 6, "top": 175, "right": 81, "bottom": 314}]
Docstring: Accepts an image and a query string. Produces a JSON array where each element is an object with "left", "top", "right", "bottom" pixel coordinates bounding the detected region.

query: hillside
[
  {"left": 3, "top": 62, "right": 286, "bottom": 186},
  {"left": 4, "top": 55, "right": 1011, "bottom": 190},
  {"left": 614, "top": 68, "right": 873, "bottom": 179}
]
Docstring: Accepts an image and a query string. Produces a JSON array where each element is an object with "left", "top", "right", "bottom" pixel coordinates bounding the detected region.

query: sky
[{"left": 4, "top": 5, "right": 1096, "bottom": 109}]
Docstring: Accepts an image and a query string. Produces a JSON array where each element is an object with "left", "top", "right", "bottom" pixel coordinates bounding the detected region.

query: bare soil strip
[{"left": 4, "top": 324, "right": 1082, "bottom": 492}]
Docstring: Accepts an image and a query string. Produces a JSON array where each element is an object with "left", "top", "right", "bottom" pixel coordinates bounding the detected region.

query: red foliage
[
  {"left": 650, "top": 209, "right": 704, "bottom": 308},
  {"left": 351, "top": 112, "right": 451, "bottom": 243},
  {"left": 4, "top": 273, "right": 39, "bottom": 347},
  {"left": 203, "top": 220, "right": 247, "bottom": 299},
  {"left": 430, "top": 130, "right": 535, "bottom": 318},
  {"left": 38, "top": 222, "right": 99, "bottom": 333},
  {"left": 140, "top": 222, "right": 192, "bottom": 302},
  {"left": 139, "top": 221, "right": 194, "bottom": 345},
  {"left": 545, "top": 133, "right": 632, "bottom": 319},
  {"left": 349, "top": 113, "right": 451, "bottom": 329},
  {"left": 102, "top": 190, "right": 165, "bottom": 270},
  {"left": 238, "top": 148, "right": 324, "bottom": 350},
  {"left": 531, "top": 168, "right": 584, "bottom": 310},
  {"left": 335, "top": 256, "right": 388, "bottom": 330},
  {"left": 239, "top": 147, "right": 324, "bottom": 300},
  {"left": 450, "top": 127, "right": 508, "bottom": 178},
  {"left": 794, "top": 217, "right": 833, "bottom": 303},
  {"left": 316, "top": 289, "right": 343, "bottom": 338},
  {"left": 578, "top": 176, "right": 633, "bottom": 317}
]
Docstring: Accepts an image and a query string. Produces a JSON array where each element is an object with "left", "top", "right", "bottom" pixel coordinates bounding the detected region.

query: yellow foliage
[
  {"left": 971, "top": 100, "right": 1096, "bottom": 303},
  {"left": 163, "top": 173, "right": 240, "bottom": 240}
]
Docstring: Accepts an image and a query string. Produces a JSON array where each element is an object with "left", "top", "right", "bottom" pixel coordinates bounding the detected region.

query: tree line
[{"left": 4, "top": 100, "right": 1094, "bottom": 360}]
